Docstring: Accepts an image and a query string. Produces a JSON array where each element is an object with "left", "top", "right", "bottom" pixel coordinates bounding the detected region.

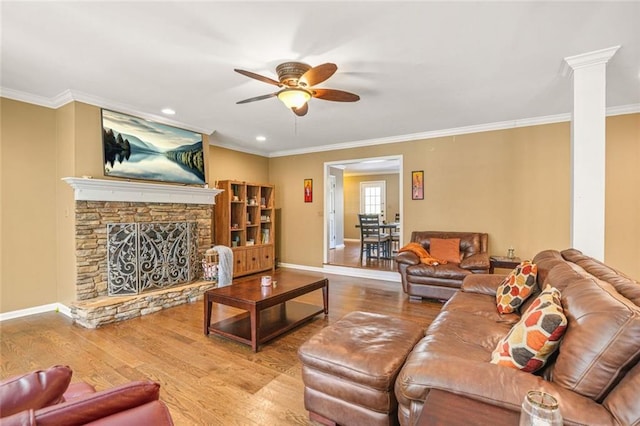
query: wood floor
[
  {"left": 327, "top": 240, "right": 398, "bottom": 272},
  {"left": 0, "top": 270, "right": 441, "bottom": 425}
]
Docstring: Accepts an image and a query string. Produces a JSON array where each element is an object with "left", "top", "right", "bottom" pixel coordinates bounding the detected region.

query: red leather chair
[{"left": 0, "top": 365, "right": 173, "bottom": 425}]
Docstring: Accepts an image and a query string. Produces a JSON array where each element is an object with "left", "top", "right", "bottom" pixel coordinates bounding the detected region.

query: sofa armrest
[
  {"left": 1, "top": 410, "right": 36, "bottom": 426},
  {"left": 63, "top": 382, "right": 96, "bottom": 401},
  {"left": 396, "top": 354, "right": 616, "bottom": 426},
  {"left": 395, "top": 251, "right": 420, "bottom": 266},
  {"left": 35, "top": 381, "right": 161, "bottom": 426},
  {"left": 0, "top": 365, "right": 72, "bottom": 418},
  {"left": 81, "top": 400, "right": 173, "bottom": 426},
  {"left": 459, "top": 252, "right": 490, "bottom": 270},
  {"left": 461, "top": 274, "right": 507, "bottom": 296}
]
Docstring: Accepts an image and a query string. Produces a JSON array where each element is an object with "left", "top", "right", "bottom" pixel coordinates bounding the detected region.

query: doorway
[{"left": 323, "top": 155, "right": 402, "bottom": 273}]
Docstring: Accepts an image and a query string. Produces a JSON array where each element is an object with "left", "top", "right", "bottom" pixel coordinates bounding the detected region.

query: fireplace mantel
[{"left": 63, "top": 177, "right": 222, "bottom": 204}]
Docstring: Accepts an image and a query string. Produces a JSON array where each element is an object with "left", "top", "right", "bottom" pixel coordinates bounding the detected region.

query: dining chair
[
  {"left": 391, "top": 213, "right": 400, "bottom": 253},
  {"left": 358, "top": 214, "right": 391, "bottom": 260}
]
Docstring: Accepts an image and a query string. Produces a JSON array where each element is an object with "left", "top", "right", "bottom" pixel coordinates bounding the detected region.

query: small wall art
[
  {"left": 411, "top": 170, "right": 424, "bottom": 200},
  {"left": 304, "top": 178, "right": 313, "bottom": 203}
]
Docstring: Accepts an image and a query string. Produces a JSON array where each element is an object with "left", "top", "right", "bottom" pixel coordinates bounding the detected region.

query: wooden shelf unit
[{"left": 214, "top": 180, "right": 275, "bottom": 277}]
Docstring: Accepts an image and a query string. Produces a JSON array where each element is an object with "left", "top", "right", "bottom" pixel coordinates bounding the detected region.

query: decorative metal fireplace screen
[{"left": 107, "top": 222, "right": 198, "bottom": 295}]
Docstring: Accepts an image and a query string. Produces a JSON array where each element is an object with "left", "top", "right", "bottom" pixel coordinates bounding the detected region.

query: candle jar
[{"left": 519, "top": 391, "right": 562, "bottom": 426}]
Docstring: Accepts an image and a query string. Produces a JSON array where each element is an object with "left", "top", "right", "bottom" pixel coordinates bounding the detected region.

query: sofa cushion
[
  {"left": 547, "top": 276, "right": 640, "bottom": 402},
  {"left": 562, "top": 248, "right": 640, "bottom": 306},
  {"left": 491, "top": 285, "right": 567, "bottom": 373},
  {"left": 443, "top": 290, "right": 520, "bottom": 326},
  {"left": 406, "top": 263, "right": 471, "bottom": 282},
  {"left": 458, "top": 253, "right": 490, "bottom": 270},
  {"left": 496, "top": 261, "right": 538, "bottom": 314},
  {"left": 429, "top": 238, "right": 461, "bottom": 264},
  {"left": 0, "top": 365, "right": 72, "bottom": 418}
]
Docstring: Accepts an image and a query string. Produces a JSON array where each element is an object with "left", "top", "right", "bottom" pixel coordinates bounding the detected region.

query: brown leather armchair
[
  {"left": 395, "top": 231, "right": 490, "bottom": 300},
  {"left": 0, "top": 365, "right": 173, "bottom": 426}
]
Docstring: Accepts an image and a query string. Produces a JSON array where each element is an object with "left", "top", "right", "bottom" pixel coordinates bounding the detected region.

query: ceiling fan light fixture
[{"left": 277, "top": 88, "right": 311, "bottom": 109}]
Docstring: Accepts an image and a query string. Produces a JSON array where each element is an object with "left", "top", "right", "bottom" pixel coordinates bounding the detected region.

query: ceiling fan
[{"left": 234, "top": 61, "right": 360, "bottom": 116}]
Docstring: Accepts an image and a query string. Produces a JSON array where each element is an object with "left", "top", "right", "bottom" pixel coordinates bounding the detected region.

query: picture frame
[
  {"left": 411, "top": 170, "right": 424, "bottom": 200},
  {"left": 304, "top": 178, "right": 313, "bottom": 203},
  {"left": 102, "top": 109, "right": 205, "bottom": 185}
]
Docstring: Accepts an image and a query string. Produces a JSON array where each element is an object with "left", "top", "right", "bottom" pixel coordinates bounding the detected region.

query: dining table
[{"left": 355, "top": 222, "right": 400, "bottom": 259}]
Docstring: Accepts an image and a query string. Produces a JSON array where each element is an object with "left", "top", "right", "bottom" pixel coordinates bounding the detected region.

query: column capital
[{"left": 561, "top": 46, "right": 620, "bottom": 77}]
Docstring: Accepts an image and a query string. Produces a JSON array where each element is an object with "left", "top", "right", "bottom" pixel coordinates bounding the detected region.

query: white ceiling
[{"left": 2, "top": 1, "right": 639, "bottom": 157}]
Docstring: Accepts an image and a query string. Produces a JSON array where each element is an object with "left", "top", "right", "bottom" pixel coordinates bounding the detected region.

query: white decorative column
[{"left": 562, "top": 46, "right": 619, "bottom": 261}]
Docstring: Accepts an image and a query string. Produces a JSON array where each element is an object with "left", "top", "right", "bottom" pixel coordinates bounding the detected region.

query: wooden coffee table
[{"left": 203, "top": 271, "right": 328, "bottom": 352}]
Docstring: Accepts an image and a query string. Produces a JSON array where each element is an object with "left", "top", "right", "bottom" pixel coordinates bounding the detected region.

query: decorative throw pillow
[
  {"left": 496, "top": 261, "right": 538, "bottom": 314},
  {"left": 398, "top": 242, "right": 448, "bottom": 265},
  {"left": 491, "top": 285, "right": 567, "bottom": 373},
  {"left": 429, "top": 238, "right": 460, "bottom": 264}
]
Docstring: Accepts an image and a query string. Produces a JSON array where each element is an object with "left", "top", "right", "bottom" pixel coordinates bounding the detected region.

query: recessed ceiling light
[
  {"left": 256, "top": 136, "right": 267, "bottom": 142},
  {"left": 161, "top": 108, "right": 176, "bottom": 115}
]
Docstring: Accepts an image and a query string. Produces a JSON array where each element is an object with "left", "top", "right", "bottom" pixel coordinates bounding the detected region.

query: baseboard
[
  {"left": 280, "top": 263, "right": 400, "bottom": 282},
  {"left": 279, "top": 263, "right": 326, "bottom": 273},
  {"left": 2, "top": 265, "right": 400, "bottom": 322},
  {"left": 0, "top": 303, "right": 71, "bottom": 322}
]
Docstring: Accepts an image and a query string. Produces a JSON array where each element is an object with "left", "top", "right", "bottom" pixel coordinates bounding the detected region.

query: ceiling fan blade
[
  {"left": 234, "top": 69, "right": 281, "bottom": 86},
  {"left": 300, "top": 63, "right": 337, "bottom": 87},
  {"left": 312, "top": 88, "right": 360, "bottom": 102},
  {"left": 236, "top": 92, "right": 278, "bottom": 104},
  {"left": 292, "top": 103, "right": 308, "bottom": 116}
]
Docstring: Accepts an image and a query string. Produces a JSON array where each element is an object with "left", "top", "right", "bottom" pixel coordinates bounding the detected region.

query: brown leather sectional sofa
[
  {"left": 395, "top": 231, "right": 490, "bottom": 300},
  {"left": 395, "top": 248, "right": 640, "bottom": 426},
  {"left": 0, "top": 365, "right": 174, "bottom": 425}
]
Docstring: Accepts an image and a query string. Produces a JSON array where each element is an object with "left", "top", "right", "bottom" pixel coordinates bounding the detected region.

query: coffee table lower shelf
[{"left": 208, "top": 301, "right": 323, "bottom": 348}]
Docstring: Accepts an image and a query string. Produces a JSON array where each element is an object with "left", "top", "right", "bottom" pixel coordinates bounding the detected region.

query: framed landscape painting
[{"left": 102, "top": 109, "right": 205, "bottom": 185}]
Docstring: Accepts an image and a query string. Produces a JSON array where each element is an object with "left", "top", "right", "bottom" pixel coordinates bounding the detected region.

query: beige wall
[
  {"left": 1, "top": 95, "right": 638, "bottom": 314},
  {"left": 344, "top": 173, "right": 400, "bottom": 240},
  {"left": 268, "top": 124, "right": 574, "bottom": 269},
  {"left": 208, "top": 146, "right": 269, "bottom": 185},
  {"left": 269, "top": 116, "right": 640, "bottom": 279},
  {"left": 1, "top": 98, "right": 59, "bottom": 311},
  {"left": 605, "top": 114, "right": 640, "bottom": 274}
]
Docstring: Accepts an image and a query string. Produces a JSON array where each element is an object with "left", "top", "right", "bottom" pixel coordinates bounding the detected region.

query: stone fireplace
[{"left": 64, "top": 178, "right": 222, "bottom": 328}]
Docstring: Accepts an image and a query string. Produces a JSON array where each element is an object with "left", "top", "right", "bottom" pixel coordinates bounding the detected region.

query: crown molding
[
  {"left": 207, "top": 139, "right": 270, "bottom": 157},
  {"left": 268, "top": 112, "right": 571, "bottom": 157},
  {"left": 0, "top": 87, "right": 215, "bottom": 135},
  {"left": 268, "top": 104, "right": 639, "bottom": 158},
  {"left": 3, "top": 87, "right": 637, "bottom": 159},
  {"left": 0, "top": 87, "right": 62, "bottom": 108},
  {"left": 561, "top": 45, "right": 621, "bottom": 77},
  {"left": 607, "top": 103, "right": 640, "bottom": 116}
]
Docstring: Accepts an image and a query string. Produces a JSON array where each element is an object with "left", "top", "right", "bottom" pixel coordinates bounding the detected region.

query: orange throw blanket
[{"left": 398, "top": 242, "right": 448, "bottom": 266}]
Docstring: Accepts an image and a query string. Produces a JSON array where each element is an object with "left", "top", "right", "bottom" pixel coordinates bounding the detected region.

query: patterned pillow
[
  {"left": 491, "top": 285, "right": 567, "bottom": 373},
  {"left": 496, "top": 261, "right": 538, "bottom": 314}
]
